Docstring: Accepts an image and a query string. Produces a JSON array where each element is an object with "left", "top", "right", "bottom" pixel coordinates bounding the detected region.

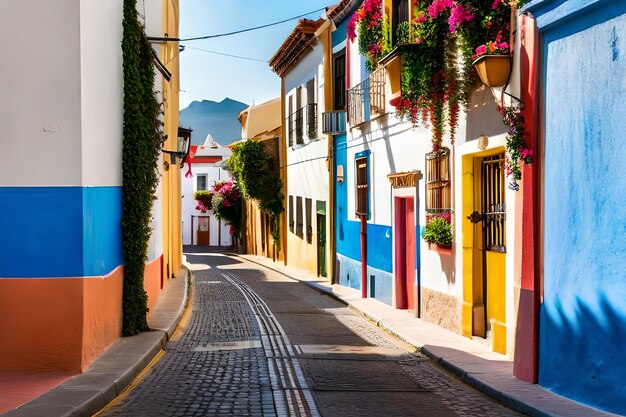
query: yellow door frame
[{"left": 461, "top": 148, "right": 507, "bottom": 354}]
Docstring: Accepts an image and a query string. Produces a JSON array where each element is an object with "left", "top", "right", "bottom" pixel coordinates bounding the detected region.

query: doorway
[
  {"left": 394, "top": 197, "right": 416, "bottom": 310},
  {"left": 465, "top": 151, "right": 507, "bottom": 353},
  {"left": 316, "top": 201, "right": 327, "bottom": 277}
]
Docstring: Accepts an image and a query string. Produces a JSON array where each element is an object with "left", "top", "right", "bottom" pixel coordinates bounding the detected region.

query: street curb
[{"left": 3, "top": 267, "right": 191, "bottom": 417}]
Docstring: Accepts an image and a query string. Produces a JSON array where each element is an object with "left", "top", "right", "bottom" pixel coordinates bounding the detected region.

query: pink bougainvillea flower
[
  {"left": 413, "top": 12, "right": 427, "bottom": 24},
  {"left": 347, "top": 15, "right": 357, "bottom": 41},
  {"left": 427, "top": 0, "right": 455, "bottom": 19},
  {"left": 475, "top": 44, "right": 487, "bottom": 56},
  {"left": 448, "top": 4, "right": 474, "bottom": 32},
  {"left": 368, "top": 43, "right": 382, "bottom": 55},
  {"left": 521, "top": 148, "right": 533, "bottom": 159},
  {"left": 491, "top": 0, "right": 501, "bottom": 9}
]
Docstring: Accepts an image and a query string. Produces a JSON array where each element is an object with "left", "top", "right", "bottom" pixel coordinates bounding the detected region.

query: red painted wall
[{"left": 513, "top": 14, "right": 539, "bottom": 383}]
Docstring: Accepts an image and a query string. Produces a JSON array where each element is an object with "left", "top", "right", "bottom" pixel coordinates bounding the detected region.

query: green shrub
[{"left": 423, "top": 216, "right": 452, "bottom": 246}]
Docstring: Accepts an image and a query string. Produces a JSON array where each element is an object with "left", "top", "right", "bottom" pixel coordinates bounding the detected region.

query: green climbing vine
[
  {"left": 121, "top": 0, "right": 165, "bottom": 336},
  {"left": 227, "top": 139, "right": 284, "bottom": 247}
]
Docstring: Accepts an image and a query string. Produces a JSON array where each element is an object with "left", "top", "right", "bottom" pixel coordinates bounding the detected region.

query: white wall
[
  {"left": 1, "top": 0, "right": 83, "bottom": 186},
  {"left": 80, "top": 0, "right": 123, "bottom": 187},
  {"left": 285, "top": 44, "right": 323, "bottom": 92}
]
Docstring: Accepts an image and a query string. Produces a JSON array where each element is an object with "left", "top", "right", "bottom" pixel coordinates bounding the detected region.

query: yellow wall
[{"left": 161, "top": 0, "right": 183, "bottom": 282}]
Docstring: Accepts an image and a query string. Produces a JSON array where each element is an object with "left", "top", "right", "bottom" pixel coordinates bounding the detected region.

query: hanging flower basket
[{"left": 472, "top": 55, "right": 511, "bottom": 88}]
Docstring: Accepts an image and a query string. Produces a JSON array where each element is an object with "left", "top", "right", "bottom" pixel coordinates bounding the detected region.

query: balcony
[
  {"left": 322, "top": 110, "right": 346, "bottom": 135},
  {"left": 287, "top": 103, "right": 318, "bottom": 147},
  {"left": 347, "top": 67, "right": 386, "bottom": 127}
]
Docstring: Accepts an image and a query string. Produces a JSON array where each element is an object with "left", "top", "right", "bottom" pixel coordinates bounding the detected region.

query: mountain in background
[{"left": 179, "top": 98, "right": 248, "bottom": 145}]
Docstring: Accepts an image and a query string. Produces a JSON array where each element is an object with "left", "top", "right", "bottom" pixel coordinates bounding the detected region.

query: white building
[{"left": 181, "top": 135, "right": 232, "bottom": 247}]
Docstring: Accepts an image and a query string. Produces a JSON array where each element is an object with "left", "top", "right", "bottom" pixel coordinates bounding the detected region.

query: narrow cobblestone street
[{"left": 98, "top": 251, "right": 522, "bottom": 417}]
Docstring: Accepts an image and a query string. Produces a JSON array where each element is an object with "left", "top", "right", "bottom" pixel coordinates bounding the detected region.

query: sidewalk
[
  {"left": 235, "top": 253, "right": 620, "bottom": 417},
  {"left": 1, "top": 269, "right": 189, "bottom": 417}
]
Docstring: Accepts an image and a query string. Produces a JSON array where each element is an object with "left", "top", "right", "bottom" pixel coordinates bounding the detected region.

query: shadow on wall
[
  {"left": 465, "top": 85, "right": 508, "bottom": 141},
  {"left": 539, "top": 293, "right": 626, "bottom": 415}
]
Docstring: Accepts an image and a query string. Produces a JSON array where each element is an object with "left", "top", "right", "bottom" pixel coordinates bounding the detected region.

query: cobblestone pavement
[{"left": 98, "top": 250, "right": 523, "bottom": 416}]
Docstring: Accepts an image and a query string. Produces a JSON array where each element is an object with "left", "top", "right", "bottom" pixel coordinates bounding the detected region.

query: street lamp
[{"left": 163, "top": 127, "right": 192, "bottom": 168}]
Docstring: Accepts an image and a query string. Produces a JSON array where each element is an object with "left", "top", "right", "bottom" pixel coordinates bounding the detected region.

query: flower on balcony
[
  {"left": 347, "top": 0, "right": 384, "bottom": 71},
  {"left": 349, "top": 0, "right": 528, "bottom": 152},
  {"left": 499, "top": 106, "right": 532, "bottom": 190}
]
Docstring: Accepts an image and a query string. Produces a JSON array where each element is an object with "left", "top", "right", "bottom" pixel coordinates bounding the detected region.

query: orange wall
[
  {"left": 0, "top": 267, "right": 123, "bottom": 372},
  {"left": 0, "top": 258, "right": 164, "bottom": 373},
  {"left": 81, "top": 267, "right": 123, "bottom": 370},
  {"left": 144, "top": 255, "right": 163, "bottom": 315}
]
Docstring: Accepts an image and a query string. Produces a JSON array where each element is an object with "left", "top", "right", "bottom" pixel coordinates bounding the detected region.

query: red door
[
  {"left": 405, "top": 198, "right": 416, "bottom": 311},
  {"left": 395, "top": 197, "right": 416, "bottom": 310}
]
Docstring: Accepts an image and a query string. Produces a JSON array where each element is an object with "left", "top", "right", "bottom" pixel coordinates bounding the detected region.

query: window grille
[{"left": 425, "top": 148, "right": 451, "bottom": 213}]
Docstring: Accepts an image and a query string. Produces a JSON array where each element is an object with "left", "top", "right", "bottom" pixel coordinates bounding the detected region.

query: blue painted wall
[
  {"left": 530, "top": 1, "right": 626, "bottom": 414},
  {"left": 0, "top": 186, "right": 123, "bottom": 278},
  {"left": 334, "top": 136, "right": 393, "bottom": 304}
]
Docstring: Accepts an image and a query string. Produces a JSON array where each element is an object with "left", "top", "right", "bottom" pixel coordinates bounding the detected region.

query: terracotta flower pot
[
  {"left": 473, "top": 55, "right": 511, "bottom": 88},
  {"left": 428, "top": 242, "right": 452, "bottom": 256}
]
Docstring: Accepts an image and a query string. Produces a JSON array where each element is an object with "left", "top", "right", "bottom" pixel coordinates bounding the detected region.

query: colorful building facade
[
  {"left": 270, "top": 18, "right": 334, "bottom": 277},
  {"left": 236, "top": 98, "right": 284, "bottom": 260},
  {"left": 0, "top": 0, "right": 182, "bottom": 372},
  {"left": 334, "top": 0, "right": 523, "bottom": 357}
]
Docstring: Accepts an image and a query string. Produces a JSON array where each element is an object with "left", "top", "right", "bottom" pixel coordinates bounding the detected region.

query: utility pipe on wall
[{"left": 360, "top": 214, "right": 367, "bottom": 298}]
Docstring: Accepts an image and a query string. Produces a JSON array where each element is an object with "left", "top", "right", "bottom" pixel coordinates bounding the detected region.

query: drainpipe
[{"left": 360, "top": 214, "right": 368, "bottom": 298}]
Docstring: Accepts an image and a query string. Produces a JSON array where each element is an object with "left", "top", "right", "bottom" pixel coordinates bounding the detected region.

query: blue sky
[{"left": 179, "top": 0, "right": 333, "bottom": 109}]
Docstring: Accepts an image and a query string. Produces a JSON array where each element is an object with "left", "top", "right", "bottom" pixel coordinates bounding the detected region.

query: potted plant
[
  {"left": 472, "top": 36, "right": 511, "bottom": 87},
  {"left": 423, "top": 213, "right": 453, "bottom": 255}
]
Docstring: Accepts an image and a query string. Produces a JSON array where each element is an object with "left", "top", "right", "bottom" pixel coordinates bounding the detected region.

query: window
[
  {"left": 425, "top": 148, "right": 451, "bottom": 212},
  {"left": 333, "top": 52, "right": 346, "bottom": 110},
  {"left": 305, "top": 198, "right": 313, "bottom": 244},
  {"left": 306, "top": 79, "right": 317, "bottom": 140},
  {"left": 289, "top": 195, "right": 294, "bottom": 233},
  {"left": 288, "top": 96, "right": 294, "bottom": 147},
  {"left": 355, "top": 155, "right": 369, "bottom": 217},
  {"left": 296, "top": 87, "right": 304, "bottom": 145},
  {"left": 392, "top": 0, "right": 411, "bottom": 45},
  {"left": 296, "top": 196, "right": 303, "bottom": 238},
  {"left": 197, "top": 174, "right": 207, "bottom": 191}
]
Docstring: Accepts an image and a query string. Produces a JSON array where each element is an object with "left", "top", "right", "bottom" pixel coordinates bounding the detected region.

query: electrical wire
[
  {"left": 183, "top": 46, "right": 268, "bottom": 63},
  {"left": 149, "top": 6, "right": 329, "bottom": 42},
  {"left": 180, "top": 6, "right": 327, "bottom": 41}
]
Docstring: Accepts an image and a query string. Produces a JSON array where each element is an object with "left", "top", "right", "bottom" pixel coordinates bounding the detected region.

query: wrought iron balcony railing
[
  {"left": 287, "top": 103, "right": 318, "bottom": 146},
  {"left": 322, "top": 110, "right": 347, "bottom": 135},
  {"left": 347, "top": 68, "right": 386, "bottom": 127}
]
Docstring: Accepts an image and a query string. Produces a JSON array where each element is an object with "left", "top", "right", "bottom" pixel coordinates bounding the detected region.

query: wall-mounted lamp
[
  {"left": 163, "top": 127, "right": 192, "bottom": 169},
  {"left": 337, "top": 165, "right": 344, "bottom": 183}
]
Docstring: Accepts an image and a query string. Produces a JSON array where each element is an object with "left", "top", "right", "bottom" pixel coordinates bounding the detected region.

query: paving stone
[{"left": 99, "top": 251, "right": 522, "bottom": 417}]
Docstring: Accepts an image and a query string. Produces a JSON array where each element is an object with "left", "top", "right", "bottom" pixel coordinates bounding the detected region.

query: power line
[
  {"left": 183, "top": 46, "right": 268, "bottom": 63},
  {"left": 147, "top": 6, "right": 329, "bottom": 42}
]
